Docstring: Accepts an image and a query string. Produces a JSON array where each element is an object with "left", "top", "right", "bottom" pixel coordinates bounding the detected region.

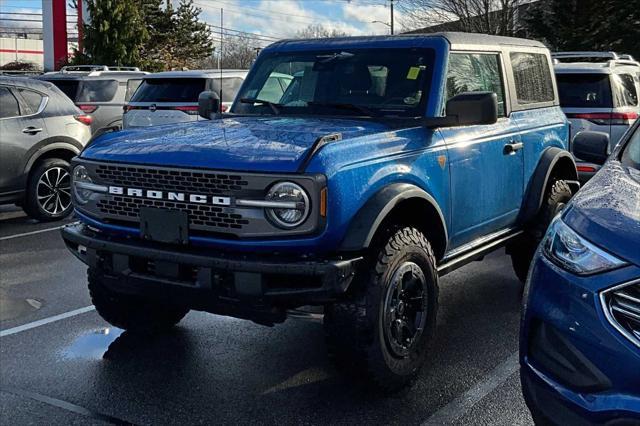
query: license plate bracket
[{"left": 140, "top": 207, "right": 189, "bottom": 244}]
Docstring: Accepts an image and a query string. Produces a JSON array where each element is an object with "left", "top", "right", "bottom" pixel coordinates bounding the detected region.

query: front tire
[
  {"left": 510, "top": 180, "right": 573, "bottom": 283},
  {"left": 88, "top": 269, "right": 189, "bottom": 333},
  {"left": 324, "top": 227, "right": 438, "bottom": 391},
  {"left": 23, "top": 158, "right": 73, "bottom": 222}
]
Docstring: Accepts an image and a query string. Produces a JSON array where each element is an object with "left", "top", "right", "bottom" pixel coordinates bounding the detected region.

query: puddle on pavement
[
  {"left": 61, "top": 327, "right": 124, "bottom": 360},
  {"left": 0, "top": 294, "right": 43, "bottom": 321}
]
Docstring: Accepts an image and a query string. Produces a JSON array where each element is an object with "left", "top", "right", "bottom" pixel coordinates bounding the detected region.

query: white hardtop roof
[{"left": 143, "top": 69, "right": 248, "bottom": 79}]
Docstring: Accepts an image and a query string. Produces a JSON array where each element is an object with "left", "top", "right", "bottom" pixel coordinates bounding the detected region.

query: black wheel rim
[
  {"left": 382, "top": 261, "right": 428, "bottom": 357},
  {"left": 37, "top": 167, "right": 71, "bottom": 215}
]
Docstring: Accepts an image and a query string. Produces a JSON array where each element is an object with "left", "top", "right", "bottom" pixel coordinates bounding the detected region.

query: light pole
[
  {"left": 372, "top": 0, "right": 395, "bottom": 35},
  {"left": 372, "top": 20, "right": 392, "bottom": 35}
]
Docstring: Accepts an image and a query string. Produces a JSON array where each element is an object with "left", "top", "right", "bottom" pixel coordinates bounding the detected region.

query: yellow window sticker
[{"left": 406, "top": 66, "right": 421, "bottom": 80}]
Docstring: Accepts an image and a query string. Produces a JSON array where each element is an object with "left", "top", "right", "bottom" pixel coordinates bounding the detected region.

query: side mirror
[
  {"left": 573, "top": 131, "right": 609, "bottom": 165},
  {"left": 198, "top": 90, "right": 220, "bottom": 119},
  {"left": 446, "top": 92, "right": 498, "bottom": 126}
]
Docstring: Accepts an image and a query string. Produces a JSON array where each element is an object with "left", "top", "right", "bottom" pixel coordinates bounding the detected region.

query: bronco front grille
[
  {"left": 97, "top": 196, "right": 250, "bottom": 229},
  {"left": 601, "top": 280, "right": 640, "bottom": 348},
  {"left": 95, "top": 164, "right": 248, "bottom": 193}
]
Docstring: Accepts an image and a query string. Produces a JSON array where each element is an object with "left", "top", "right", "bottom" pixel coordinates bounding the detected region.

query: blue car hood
[
  {"left": 81, "top": 116, "right": 389, "bottom": 172},
  {"left": 564, "top": 161, "right": 640, "bottom": 266}
]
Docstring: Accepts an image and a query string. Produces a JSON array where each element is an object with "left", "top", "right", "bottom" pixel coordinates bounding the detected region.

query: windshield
[
  {"left": 232, "top": 48, "right": 435, "bottom": 117},
  {"left": 621, "top": 124, "right": 640, "bottom": 171}
]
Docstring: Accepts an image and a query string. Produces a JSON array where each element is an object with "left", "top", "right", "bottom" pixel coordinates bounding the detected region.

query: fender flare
[
  {"left": 339, "top": 183, "right": 448, "bottom": 252},
  {"left": 23, "top": 138, "right": 82, "bottom": 174},
  {"left": 520, "top": 147, "right": 578, "bottom": 224}
]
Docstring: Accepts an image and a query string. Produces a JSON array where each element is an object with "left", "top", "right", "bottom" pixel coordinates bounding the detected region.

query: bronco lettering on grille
[{"left": 107, "top": 186, "right": 232, "bottom": 206}]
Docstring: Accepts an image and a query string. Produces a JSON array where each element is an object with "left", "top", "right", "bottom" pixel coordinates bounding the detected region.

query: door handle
[
  {"left": 22, "top": 127, "right": 43, "bottom": 134},
  {"left": 504, "top": 142, "right": 524, "bottom": 155}
]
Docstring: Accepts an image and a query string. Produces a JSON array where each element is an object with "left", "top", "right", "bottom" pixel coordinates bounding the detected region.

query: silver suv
[
  {"left": 553, "top": 52, "right": 640, "bottom": 179},
  {"left": 122, "top": 69, "right": 248, "bottom": 128},
  {"left": 0, "top": 77, "right": 92, "bottom": 221},
  {"left": 37, "top": 65, "right": 148, "bottom": 137}
]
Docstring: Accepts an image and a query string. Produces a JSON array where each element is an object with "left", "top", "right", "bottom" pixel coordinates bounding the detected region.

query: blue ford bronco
[{"left": 62, "top": 33, "right": 579, "bottom": 389}]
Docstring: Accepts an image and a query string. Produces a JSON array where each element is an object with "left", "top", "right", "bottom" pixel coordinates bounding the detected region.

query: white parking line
[
  {"left": 0, "top": 306, "right": 95, "bottom": 337},
  {"left": 421, "top": 352, "right": 520, "bottom": 425},
  {"left": 0, "top": 225, "right": 67, "bottom": 242}
]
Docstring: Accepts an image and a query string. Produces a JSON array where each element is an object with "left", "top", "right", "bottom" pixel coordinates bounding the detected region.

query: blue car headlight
[{"left": 542, "top": 217, "right": 627, "bottom": 275}]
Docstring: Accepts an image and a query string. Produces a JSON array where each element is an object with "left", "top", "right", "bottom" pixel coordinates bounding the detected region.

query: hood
[
  {"left": 81, "top": 116, "right": 389, "bottom": 173},
  {"left": 563, "top": 161, "right": 640, "bottom": 266}
]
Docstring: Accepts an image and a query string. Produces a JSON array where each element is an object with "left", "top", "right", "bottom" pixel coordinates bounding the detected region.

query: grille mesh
[
  {"left": 95, "top": 164, "right": 248, "bottom": 193},
  {"left": 604, "top": 282, "right": 640, "bottom": 347},
  {"left": 97, "top": 196, "right": 249, "bottom": 229}
]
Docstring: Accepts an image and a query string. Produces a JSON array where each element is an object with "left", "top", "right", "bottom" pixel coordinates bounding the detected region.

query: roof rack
[
  {"left": 552, "top": 51, "right": 619, "bottom": 61},
  {"left": 59, "top": 65, "right": 143, "bottom": 74}
]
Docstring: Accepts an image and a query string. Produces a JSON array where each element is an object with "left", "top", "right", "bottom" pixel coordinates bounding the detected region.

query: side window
[
  {"left": 258, "top": 75, "right": 286, "bottom": 103},
  {"left": 17, "top": 88, "right": 45, "bottom": 115},
  {"left": 125, "top": 79, "right": 143, "bottom": 102},
  {"left": 220, "top": 77, "right": 244, "bottom": 102},
  {"left": 446, "top": 53, "right": 506, "bottom": 116},
  {"left": 510, "top": 52, "right": 555, "bottom": 104},
  {"left": 0, "top": 86, "right": 20, "bottom": 118},
  {"left": 612, "top": 74, "right": 638, "bottom": 107}
]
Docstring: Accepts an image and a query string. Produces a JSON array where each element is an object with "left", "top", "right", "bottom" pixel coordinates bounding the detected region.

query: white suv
[
  {"left": 553, "top": 52, "right": 640, "bottom": 180},
  {"left": 122, "top": 69, "right": 248, "bottom": 128}
]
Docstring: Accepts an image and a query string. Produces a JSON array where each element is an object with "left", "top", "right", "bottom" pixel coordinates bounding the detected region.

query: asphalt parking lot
[{"left": 0, "top": 205, "right": 533, "bottom": 425}]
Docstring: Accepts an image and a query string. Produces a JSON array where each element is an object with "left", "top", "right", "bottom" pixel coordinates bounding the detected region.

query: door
[
  {"left": 441, "top": 52, "right": 524, "bottom": 249},
  {"left": 0, "top": 85, "right": 48, "bottom": 193}
]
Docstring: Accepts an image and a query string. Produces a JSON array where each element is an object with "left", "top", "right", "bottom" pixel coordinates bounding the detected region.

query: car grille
[
  {"left": 97, "top": 196, "right": 250, "bottom": 229},
  {"left": 92, "top": 164, "right": 253, "bottom": 233},
  {"left": 601, "top": 280, "right": 640, "bottom": 348},
  {"left": 95, "top": 164, "right": 248, "bottom": 193}
]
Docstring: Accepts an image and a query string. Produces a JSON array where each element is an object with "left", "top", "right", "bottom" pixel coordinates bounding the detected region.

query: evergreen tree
[
  {"left": 524, "top": 0, "right": 640, "bottom": 59},
  {"left": 170, "top": 0, "right": 213, "bottom": 69},
  {"left": 139, "top": 0, "right": 175, "bottom": 71},
  {"left": 78, "top": 0, "right": 149, "bottom": 67}
]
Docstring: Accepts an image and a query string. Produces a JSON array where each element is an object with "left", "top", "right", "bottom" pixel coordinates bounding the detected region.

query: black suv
[
  {"left": 37, "top": 65, "right": 148, "bottom": 137},
  {"left": 0, "top": 77, "right": 92, "bottom": 221}
]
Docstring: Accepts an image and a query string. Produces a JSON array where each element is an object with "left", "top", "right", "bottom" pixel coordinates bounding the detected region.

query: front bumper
[
  {"left": 61, "top": 223, "right": 361, "bottom": 323},
  {"left": 520, "top": 254, "right": 640, "bottom": 425}
]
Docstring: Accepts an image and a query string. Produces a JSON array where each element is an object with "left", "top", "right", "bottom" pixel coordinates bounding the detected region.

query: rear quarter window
[
  {"left": 130, "top": 78, "right": 206, "bottom": 102},
  {"left": 213, "top": 77, "right": 244, "bottom": 103},
  {"left": 612, "top": 74, "right": 638, "bottom": 107},
  {"left": 556, "top": 74, "right": 612, "bottom": 108},
  {"left": 510, "top": 52, "right": 555, "bottom": 105},
  {"left": 17, "top": 88, "right": 45, "bottom": 114}
]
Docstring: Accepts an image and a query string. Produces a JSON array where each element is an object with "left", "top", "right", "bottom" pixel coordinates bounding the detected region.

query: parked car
[
  {"left": 520, "top": 122, "right": 640, "bottom": 425},
  {"left": 62, "top": 32, "right": 578, "bottom": 390},
  {"left": 122, "top": 69, "right": 249, "bottom": 128},
  {"left": 0, "top": 77, "right": 92, "bottom": 221},
  {"left": 553, "top": 52, "right": 640, "bottom": 181},
  {"left": 37, "top": 65, "right": 148, "bottom": 136}
]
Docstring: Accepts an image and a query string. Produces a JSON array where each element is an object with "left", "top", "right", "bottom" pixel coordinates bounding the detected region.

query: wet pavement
[{"left": 0, "top": 206, "right": 533, "bottom": 425}]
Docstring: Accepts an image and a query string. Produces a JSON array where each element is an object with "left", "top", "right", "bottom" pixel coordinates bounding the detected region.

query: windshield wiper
[
  {"left": 308, "top": 101, "right": 378, "bottom": 117},
  {"left": 240, "top": 97, "right": 281, "bottom": 115}
]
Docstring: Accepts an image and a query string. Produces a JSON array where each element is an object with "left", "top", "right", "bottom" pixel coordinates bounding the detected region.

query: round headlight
[
  {"left": 73, "top": 165, "right": 92, "bottom": 204},
  {"left": 265, "top": 182, "right": 310, "bottom": 229}
]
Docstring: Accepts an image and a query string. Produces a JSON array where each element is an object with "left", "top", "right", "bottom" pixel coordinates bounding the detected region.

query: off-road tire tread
[{"left": 324, "top": 227, "right": 438, "bottom": 392}]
